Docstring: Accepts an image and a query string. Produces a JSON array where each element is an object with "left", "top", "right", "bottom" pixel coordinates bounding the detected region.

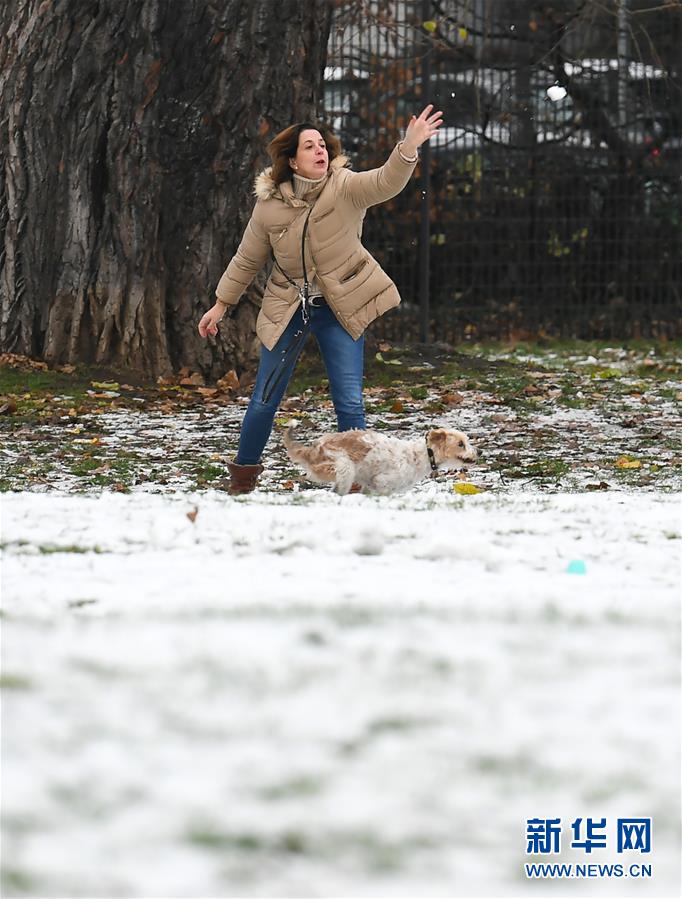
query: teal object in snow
[{"left": 566, "top": 560, "right": 587, "bottom": 575}]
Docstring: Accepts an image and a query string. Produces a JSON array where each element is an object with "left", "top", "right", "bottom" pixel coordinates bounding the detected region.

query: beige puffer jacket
[{"left": 215, "top": 141, "right": 419, "bottom": 350}]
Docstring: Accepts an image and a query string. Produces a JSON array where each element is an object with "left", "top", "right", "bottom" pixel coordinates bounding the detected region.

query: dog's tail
[{"left": 282, "top": 420, "right": 312, "bottom": 465}]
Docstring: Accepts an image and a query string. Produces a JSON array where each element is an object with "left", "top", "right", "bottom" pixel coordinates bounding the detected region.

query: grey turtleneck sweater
[
  {"left": 292, "top": 171, "right": 327, "bottom": 198},
  {"left": 291, "top": 172, "right": 329, "bottom": 297}
]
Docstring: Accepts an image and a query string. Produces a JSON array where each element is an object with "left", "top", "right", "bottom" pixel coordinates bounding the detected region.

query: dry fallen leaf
[
  {"left": 179, "top": 372, "right": 205, "bottom": 387},
  {"left": 615, "top": 456, "right": 641, "bottom": 469},
  {"left": 217, "top": 369, "right": 240, "bottom": 392},
  {"left": 186, "top": 507, "right": 199, "bottom": 523},
  {"left": 375, "top": 352, "right": 402, "bottom": 365},
  {"left": 0, "top": 353, "right": 48, "bottom": 371},
  {"left": 453, "top": 482, "right": 482, "bottom": 495},
  {"left": 281, "top": 398, "right": 304, "bottom": 411}
]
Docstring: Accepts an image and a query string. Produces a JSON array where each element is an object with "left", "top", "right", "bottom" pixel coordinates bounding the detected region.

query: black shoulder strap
[{"left": 270, "top": 206, "right": 314, "bottom": 301}]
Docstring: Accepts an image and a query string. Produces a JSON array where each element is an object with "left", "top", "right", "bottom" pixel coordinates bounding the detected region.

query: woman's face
[{"left": 289, "top": 129, "right": 329, "bottom": 179}]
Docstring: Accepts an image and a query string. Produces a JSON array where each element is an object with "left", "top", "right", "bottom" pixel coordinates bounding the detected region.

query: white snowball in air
[{"left": 547, "top": 85, "right": 567, "bottom": 101}]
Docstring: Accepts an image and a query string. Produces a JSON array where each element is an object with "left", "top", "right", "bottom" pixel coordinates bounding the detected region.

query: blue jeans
[{"left": 235, "top": 302, "right": 366, "bottom": 464}]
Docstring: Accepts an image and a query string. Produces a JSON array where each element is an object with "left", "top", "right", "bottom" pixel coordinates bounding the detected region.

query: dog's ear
[{"left": 428, "top": 428, "right": 446, "bottom": 445}]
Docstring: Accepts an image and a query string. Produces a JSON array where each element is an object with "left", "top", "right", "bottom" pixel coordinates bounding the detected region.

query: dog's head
[{"left": 426, "top": 428, "right": 478, "bottom": 469}]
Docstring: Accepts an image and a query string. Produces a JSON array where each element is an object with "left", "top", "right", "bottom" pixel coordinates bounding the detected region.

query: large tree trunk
[{"left": 0, "top": 0, "right": 332, "bottom": 381}]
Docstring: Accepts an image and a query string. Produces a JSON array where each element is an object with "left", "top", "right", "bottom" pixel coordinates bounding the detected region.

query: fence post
[
  {"left": 617, "top": 0, "right": 629, "bottom": 130},
  {"left": 418, "top": 0, "right": 432, "bottom": 344}
]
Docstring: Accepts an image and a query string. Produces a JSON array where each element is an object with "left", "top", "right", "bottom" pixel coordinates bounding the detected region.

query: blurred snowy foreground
[{"left": 2, "top": 487, "right": 681, "bottom": 898}]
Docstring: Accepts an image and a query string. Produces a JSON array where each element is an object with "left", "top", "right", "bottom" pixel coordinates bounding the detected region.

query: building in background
[{"left": 323, "top": 0, "right": 681, "bottom": 342}]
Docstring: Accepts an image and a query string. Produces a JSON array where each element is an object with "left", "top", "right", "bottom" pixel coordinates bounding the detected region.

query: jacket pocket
[{"left": 340, "top": 258, "right": 369, "bottom": 283}]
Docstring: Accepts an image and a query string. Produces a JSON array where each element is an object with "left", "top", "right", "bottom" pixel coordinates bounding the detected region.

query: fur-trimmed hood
[{"left": 253, "top": 153, "right": 350, "bottom": 201}]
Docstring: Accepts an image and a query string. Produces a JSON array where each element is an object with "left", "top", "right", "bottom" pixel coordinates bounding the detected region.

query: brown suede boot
[{"left": 225, "top": 460, "right": 264, "bottom": 495}]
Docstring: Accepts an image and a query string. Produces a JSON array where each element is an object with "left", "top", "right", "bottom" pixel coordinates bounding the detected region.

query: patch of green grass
[
  {"left": 465, "top": 338, "right": 682, "bottom": 359},
  {"left": 259, "top": 776, "right": 324, "bottom": 800},
  {"left": 368, "top": 716, "right": 434, "bottom": 735},
  {"left": 634, "top": 364, "right": 682, "bottom": 380},
  {"left": 0, "top": 366, "right": 90, "bottom": 396},
  {"left": 409, "top": 386, "right": 429, "bottom": 400},
  {"left": 29, "top": 443, "right": 55, "bottom": 456},
  {"left": 0, "top": 359, "right": 155, "bottom": 394},
  {"left": 591, "top": 368, "right": 622, "bottom": 380},
  {"left": 0, "top": 540, "right": 31, "bottom": 550},
  {"left": 69, "top": 458, "right": 102, "bottom": 476},
  {"left": 37, "top": 544, "right": 104, "bottom": 554},
  {"left": 0, "top": 867, "right": 35, "bottom": 893},
  {"left": 366, "top": 399, "right": 398, "bottom": 412},
  {"left": 187, "top": 828, "right": 266, "bottom": 852},
  {"left": 657, "top": 386, "right": 682, "bottom": 400},
  {"left": 497, "top": 458, "right": 572, "bottom": 480},
  {"left": 193, "top": 462, "right": 224, "bottom": 479},
  {"left": 555, "top": 393, "right": 587, "bottom": 408},
  {"left": 0, "top": 674, "right": 33, "bottom": 690}
]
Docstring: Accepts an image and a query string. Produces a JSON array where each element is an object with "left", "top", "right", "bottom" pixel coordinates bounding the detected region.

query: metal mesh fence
[{"left": 323, "top": 0, "right": 682, "bottom": 343}]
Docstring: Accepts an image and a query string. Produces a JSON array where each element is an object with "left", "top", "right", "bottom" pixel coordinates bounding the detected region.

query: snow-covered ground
[{"left": 2, "top": 487, "right": 680, "bottom": 897}]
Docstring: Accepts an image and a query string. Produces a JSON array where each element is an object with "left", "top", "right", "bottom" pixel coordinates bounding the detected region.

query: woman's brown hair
[{"left": 265, "top": 122, "right": 344, "bottom": 185}]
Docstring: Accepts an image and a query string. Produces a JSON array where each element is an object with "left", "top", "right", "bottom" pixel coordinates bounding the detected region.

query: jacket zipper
[
  {"left": 270, "top": 207, "right": 345, "bottom": 323},
  {"left": 313, "top": 207, "right": 334, "bottom": 223}
]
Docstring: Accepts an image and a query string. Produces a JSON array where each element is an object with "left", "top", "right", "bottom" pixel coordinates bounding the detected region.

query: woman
[{"left": 198, "top": 104, "right": 443, "bottom": 494}]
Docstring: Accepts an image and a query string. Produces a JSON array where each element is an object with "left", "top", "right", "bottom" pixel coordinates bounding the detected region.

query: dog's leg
[
  {"left": 333, "top": 457, "right": 356, "bottom": 495},
  {"left": 371, "top": 472, "right": 399, "bottom": 495},
  {"left": 306, "top": 462, "right": 337, "bottom": 485}
]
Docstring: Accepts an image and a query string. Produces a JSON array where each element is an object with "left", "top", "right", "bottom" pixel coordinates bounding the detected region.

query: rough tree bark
[{"left": 0, "top": 0, "right": 332, "bottom": 381}]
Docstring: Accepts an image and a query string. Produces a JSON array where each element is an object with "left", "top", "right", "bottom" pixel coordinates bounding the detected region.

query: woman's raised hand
[{"left": 405, "top": 104, "right": 444, "bottom": 148}]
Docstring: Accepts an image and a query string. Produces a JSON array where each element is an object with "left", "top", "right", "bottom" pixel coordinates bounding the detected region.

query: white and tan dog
[{"left": 283, "top": 423, "right": 478, "bottom": 495}]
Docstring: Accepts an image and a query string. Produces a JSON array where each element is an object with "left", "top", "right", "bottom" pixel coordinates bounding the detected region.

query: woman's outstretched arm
[
  {"left": 215, "top": 209, "right": 271, "bottom": 307},
  {"left": 340, "top": 104, "right": 443, "bottom": 209}
]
